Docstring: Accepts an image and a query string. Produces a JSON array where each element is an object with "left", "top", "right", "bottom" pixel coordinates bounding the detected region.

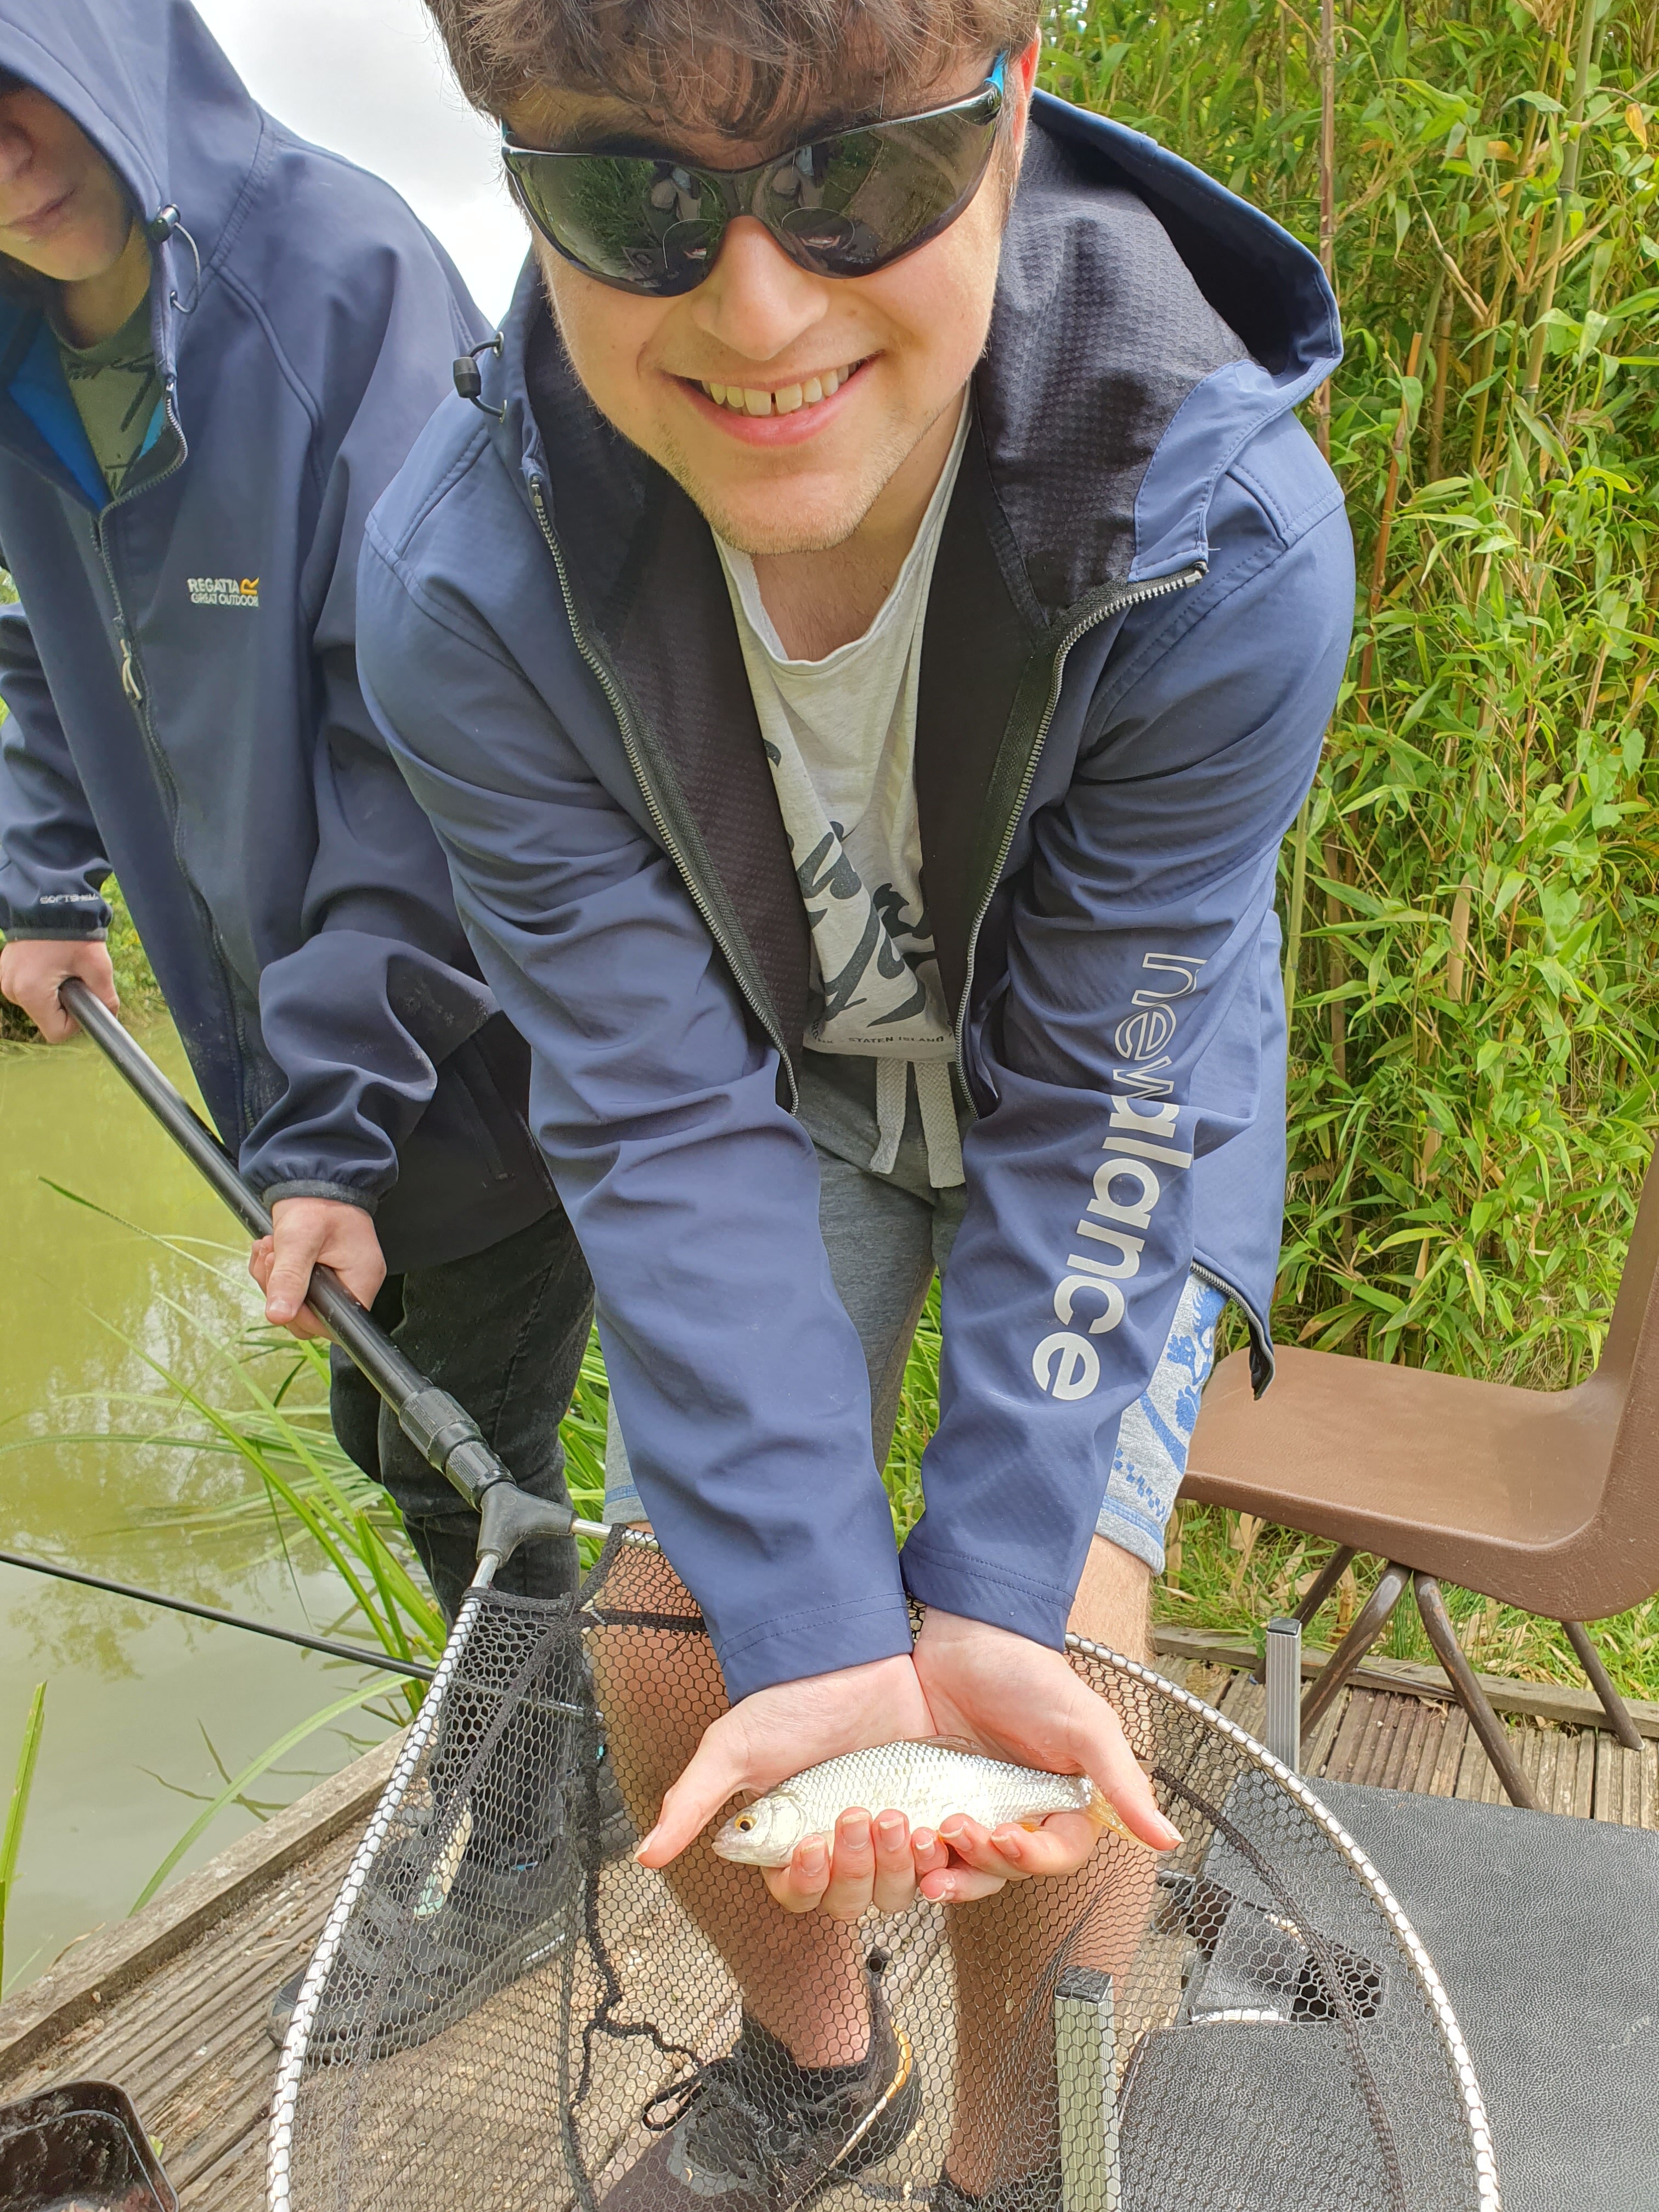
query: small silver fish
[{"left": 712, "top": 1739, "right": 1141, "bottom": 1866}]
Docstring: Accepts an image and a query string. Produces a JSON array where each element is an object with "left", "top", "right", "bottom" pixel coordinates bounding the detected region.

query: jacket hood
[
  {"left": 0, "top": 0, "right": 264, "bottom": 304},
  {"left": 485, "top": 92, "right": 1340, "bottom": 617}
]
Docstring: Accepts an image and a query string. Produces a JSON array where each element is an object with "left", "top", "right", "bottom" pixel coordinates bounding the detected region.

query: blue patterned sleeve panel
[{"left": 1094, "top": 1271, "right": 1228, "bottom": 1575}]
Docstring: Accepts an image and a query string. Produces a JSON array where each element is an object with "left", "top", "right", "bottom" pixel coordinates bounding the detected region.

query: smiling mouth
[
  {"left": 7, "top": 188, "right": 74, "bottom": 239},
  {"left": 697, "top": 359, "right": 866, "bottom": 417}
]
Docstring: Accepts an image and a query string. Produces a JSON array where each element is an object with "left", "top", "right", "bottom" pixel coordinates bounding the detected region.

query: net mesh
[{"left": 270, "top": 1535, "right": 1497, "bottom": 2212}]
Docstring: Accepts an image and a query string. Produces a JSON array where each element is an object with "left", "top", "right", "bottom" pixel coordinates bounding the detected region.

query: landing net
[{"left": 269, "top": 1534, "right": 1497, "bottom": 2212}]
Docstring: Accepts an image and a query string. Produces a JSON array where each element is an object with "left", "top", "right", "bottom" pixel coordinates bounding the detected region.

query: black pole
[
  {"left": 57, "top": 979, "right": 597, "bottom": 1568},
  {"left": 0, "top": 1547, "right": 435, "bottom": 1681}
]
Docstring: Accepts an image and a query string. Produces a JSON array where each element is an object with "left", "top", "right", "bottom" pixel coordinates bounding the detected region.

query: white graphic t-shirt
[{"left": 715, "top": 399, "right": 971, "bottom": 1188}]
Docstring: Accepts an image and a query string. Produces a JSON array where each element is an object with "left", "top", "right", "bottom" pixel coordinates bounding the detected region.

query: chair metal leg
[
  {"left": 1293, "top": 1544, "right": 1358, "bottom": 1629},
  {"left": 1300, "top": 1561, "right": 1409, "bottom": 1733},
  {"left": 1413, "top": 1575, "right": 1539, "bottom": 1810},
  {"left": 1562, "top": 1620, "right": 1644, "bottom": 1752}
]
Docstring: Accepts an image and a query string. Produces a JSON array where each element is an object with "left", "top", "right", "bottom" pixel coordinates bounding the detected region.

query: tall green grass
[{"left": 0, "top": 1684, "right": 46, "bottom": 1997}]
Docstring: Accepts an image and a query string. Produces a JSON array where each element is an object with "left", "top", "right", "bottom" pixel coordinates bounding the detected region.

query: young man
[{"left": 362, "top": 0, "right": 1351, "bottom": 2196}]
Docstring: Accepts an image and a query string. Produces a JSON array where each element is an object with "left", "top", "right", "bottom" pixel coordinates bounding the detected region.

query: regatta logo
[
  {"left": 188, "top": 575, "right": 259, "bottom": 608},
  {"left": 1031, "top": 952, "right": 1205, "bottom": 1402}
]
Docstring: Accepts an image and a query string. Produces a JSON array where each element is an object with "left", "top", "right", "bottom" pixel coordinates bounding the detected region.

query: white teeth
[{"left": 702, "top": 361, "right": 861, "bottom": 414}]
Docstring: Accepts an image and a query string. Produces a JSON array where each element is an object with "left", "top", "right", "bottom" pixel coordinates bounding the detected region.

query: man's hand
[
  {"left": 249, "top": 1195, "right": 387, "bottom": 1340},
  {"left": 633, "top": 1654, "right": 935, "bottom": 1911},
  {"left": 0, "top": 938, "right": 119, "bottom": 1041},
  {"left": 909, "top": 1607, "right": 1182, "bottom": 1901},
  {"left": 635, "top": 1612, "right": 1181, "bottom": 1921}
]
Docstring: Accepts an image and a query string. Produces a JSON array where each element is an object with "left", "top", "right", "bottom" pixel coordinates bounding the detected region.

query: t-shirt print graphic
[
  {"left": 765, "top": 730, "right": 951, "bottom": 1054},
  {"left": 58, "top": 311, "right": 166, "bottom": 500}
]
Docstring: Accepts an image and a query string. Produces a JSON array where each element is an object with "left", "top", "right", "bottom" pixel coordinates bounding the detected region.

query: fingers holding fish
[
  {"left": 872, "top": 1808, "right": 917, "bottom": 1914},
  {"left": 764, "top": 1831, "right": 833, "bottom": 1914},
  {"left": 764, "top": 1807, "right": 922, "bottom": 1920}
]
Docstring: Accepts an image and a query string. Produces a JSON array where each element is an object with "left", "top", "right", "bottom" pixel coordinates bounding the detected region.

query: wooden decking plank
[
  {"left": 1427, "top": 1706, "right": 1469, "bottom": 1797},
  {"left": 1374, "top": 1692, "right": 1437, "bottom": 1794},
  {"left": 1301, "top": 1685, "right": 1348, "bottom": 1777},
  {"left": 1364, "top": 1692, "right": 1420, "bottom": 1788},
  {"left": 1319, "top": 1687, "right": 1376, "bottom": 1785},
  {"left": 1566, "top": 1730, "right": 1596, "bottom": 1821},
  {"left": 5, "top": 1827, "right": 349, "bottom": 2098},
  {"left": 1452, "top": 1718, "right": 1501, "bottom": 1804},
  {"left": 1594, "top": 1734, "right": 1641, "bottom": 1824},
  {"left": 1215, "top": 1671, "right": 1266, "bottom": 1742}
]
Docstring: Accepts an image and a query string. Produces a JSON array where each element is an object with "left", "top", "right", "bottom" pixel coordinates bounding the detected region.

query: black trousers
[{"left": 329, "top": 1208, "right": 594, "bottom": 1623}]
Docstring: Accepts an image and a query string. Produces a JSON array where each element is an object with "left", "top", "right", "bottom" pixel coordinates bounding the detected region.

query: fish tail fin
[{"left": 1086, "top": 1786, "right": 1153, "bottom": 1849}]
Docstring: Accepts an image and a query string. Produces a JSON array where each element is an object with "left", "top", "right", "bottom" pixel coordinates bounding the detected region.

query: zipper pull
[{"left": 119, "top": 631, "right": 143, "bottom": 706}]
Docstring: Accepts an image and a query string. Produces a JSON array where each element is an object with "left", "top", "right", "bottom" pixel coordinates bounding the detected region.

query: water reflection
[{"left": 0, "top": 1020, "right": 401, "bottom": 1995}]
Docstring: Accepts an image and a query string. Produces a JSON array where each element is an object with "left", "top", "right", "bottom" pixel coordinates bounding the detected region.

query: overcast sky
[{"left": 193, "top": 0, "right": 531, "bottom": 319}]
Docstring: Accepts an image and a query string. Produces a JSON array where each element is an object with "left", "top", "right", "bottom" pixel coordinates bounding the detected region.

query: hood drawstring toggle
[
  {"left": 145, "top": 205, "right": 202, "bottom": 313},
  {"left": 454, "top": 334, "right": 505, "bottom": 420}
]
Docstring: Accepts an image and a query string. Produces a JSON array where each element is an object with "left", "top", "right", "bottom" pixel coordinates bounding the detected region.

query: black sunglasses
[{"left": 501, "top": 58, "right": 1007, "bottom": 298}]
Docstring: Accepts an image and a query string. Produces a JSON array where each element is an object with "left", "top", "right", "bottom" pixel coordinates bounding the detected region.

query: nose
[
  {"left": 689, "top": 216, "right": 830, "bottom": 364},
  {"left": 0, "top": 117, "right": 35, "bottom": 193}
]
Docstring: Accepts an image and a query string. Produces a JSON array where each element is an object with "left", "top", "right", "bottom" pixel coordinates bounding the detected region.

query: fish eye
[{"left": 735, "top": 1815, "right": 754, "bottom": 1832}]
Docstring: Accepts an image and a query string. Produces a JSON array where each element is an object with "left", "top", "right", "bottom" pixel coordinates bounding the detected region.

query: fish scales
[{"left": 712, "top": 1740, "right": 1100, "bottom": 1866}]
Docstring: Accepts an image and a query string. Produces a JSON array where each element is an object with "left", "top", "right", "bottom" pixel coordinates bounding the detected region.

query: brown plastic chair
[{"left": 1183, "top": 1149, "right": 1659, "bottom": 1808}]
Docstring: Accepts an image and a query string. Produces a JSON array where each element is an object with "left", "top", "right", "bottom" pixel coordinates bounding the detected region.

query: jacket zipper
[
  {"left": 528, "top": 475, "right": 800, "bottom": 1110},
  {"left": 954, "top": 562, "right": 1206, "bottom": 1088},
  {"left": 94, "top": 390, "right": 258, "bottom": 1124}
]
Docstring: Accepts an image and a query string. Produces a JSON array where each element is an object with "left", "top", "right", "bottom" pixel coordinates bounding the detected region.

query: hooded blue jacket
[
  {"left": 359, "top": 97, "right": 1354, "bottom": 1697},
  {"left": 0, "top": 0, "right": 553, "bottom": 1272}
]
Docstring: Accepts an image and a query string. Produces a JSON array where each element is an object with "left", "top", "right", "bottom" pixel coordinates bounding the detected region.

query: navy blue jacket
[
  {"left": 359, "top": 99, "right": 1354, "bottom": 1696},
  {"left": 0, "top": 0, "right": 551, "bottom": 1271}
]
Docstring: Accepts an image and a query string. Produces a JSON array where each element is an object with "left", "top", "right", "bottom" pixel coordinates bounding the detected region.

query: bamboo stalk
[
  {"left": 1520, "top": 0, "right": 1599, "bottom": 416},
  {"left": 1283, "top": 793, "right": 1312, "bottom": 1030},
  {"left": 1356, "top": 331, "right": 1424, "bottom": 701},
  {"left": 1313, "top": 0, "right": 1338, "bottom": 460},
  {"left": 1426, "top": 280, "right": 1455, "bottom": 481},
  {"left": 1323, "top": 830, "right": 1348, "bottom": 1086},
  {"left": 1446, "top": 879, "right": 1474, "bottom": 1006}
]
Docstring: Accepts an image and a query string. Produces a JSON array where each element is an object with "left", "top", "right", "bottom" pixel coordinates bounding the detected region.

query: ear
[{"left": 1004, "top": 35, "right": 1042, "bottom": 168}]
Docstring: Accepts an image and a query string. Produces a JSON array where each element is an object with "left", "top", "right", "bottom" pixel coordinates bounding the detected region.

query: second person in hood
[{"left": 0, "top": 0, "right": 597, "bottom": 2038}]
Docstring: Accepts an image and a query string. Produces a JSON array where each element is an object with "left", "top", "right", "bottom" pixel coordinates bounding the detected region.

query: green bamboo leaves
[{"left": 1044, "top": 0, "right": 1659, "bottom": 1383}]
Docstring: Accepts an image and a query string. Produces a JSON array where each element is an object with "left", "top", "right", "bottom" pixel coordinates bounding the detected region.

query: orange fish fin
[{"left": 1086, "top": 1787, "right": 1154, "bottom": 1848}]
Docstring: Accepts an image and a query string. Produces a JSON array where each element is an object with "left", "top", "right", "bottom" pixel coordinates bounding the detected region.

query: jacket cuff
[
  {"left": 713, "top": 1593, "right": 916, "bottom": 1705},
  {"left": 900, "top": 1536, "right": 1075, "bottom": 1652},
  {"left": 2, "top": 924, "right": 109, "bottom": 943},
  {"left": 260, "top": 1180, "right": 381, "bottom": 1217}
]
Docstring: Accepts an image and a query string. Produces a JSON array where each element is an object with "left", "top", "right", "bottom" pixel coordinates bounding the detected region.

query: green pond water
[{"left": 0, "top": 1019, "right": 401, "bottom": 2000}]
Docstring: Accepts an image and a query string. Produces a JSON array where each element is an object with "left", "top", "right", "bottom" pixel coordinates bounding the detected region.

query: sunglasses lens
[
  {"left": 506, "top": 152, "right": 722, "bottom": 296},
  {"left": 760, "top": 100, "right": 1001, "bottom": 276}
]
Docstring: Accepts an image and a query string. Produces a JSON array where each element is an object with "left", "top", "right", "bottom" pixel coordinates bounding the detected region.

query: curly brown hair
[{"left": 422, "top": 0, "right": 1037, "bottom": 141}]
